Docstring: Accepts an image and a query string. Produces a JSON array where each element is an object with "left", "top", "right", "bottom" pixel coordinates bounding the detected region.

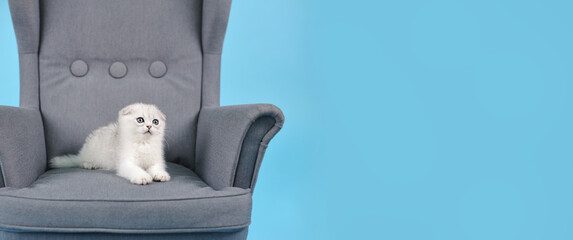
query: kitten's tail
[{"left": 50, "top": 154, "right": 82, "bottom": 168}]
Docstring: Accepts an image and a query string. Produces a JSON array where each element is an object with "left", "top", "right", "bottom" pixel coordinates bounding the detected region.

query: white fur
[{"left": 50, "top": 103, "right": 170, "bottom": 185}]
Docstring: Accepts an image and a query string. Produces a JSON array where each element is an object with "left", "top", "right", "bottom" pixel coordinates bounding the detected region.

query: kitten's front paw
[
  {"left": 130, "top": 173, "right": 153, "bottom": 185},
  {"left": 83, "top": 162, "right": 97, "bottom": 170},
  {"left": 152, "top": 171, "right": 171, "bottom": 182}
]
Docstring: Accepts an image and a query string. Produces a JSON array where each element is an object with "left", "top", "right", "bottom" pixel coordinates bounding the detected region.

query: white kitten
[{"left": 50, "top": 103, "right": 171, "bottom": 185}]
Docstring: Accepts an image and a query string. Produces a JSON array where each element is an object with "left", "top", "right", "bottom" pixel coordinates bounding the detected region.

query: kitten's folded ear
[
  {"left": 120, "top": 105, "right": 134, "bottom": 116},
  {"left": 159, "top": 111, "right": 167, "bottom": 121}
]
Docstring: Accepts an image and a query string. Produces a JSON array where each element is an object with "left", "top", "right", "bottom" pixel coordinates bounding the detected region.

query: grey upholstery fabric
[
  {"left": 201, "top": 0, "right": 231, "bottom": 107},
  {"left": 8, "top": 0, "right": 39, "bottom": 54},
  {"left": 8, "top": 0, "right": 40, "bottom": 109},
  {"left": 19, "top": 54, "right": 40, "bottom": 109},
  {"left": 0, "top": 163, "right": 251, "bottom": 233},
  {"left": 202, "top": 54, "right": 223, "bottom": 107},
  {"left": 202, "top": 0, "right": 232, "bottom": 55},
  {"left": 234, "top": 116, "right": 277, "bottom": 189},
  {"left": 196, "top": 104, "right": 284, "bottom": 191},
  {"left": 38, "top": 0, "right": 204, "bottom": 168},
  {"left": 5, "top": 0, "right": 283, "bottom": 238},
  {"left": 0, "top": 106, "right": 46, "bottom": 188},
  {"left": 0, "top": 228, "right": 248, "bottom": 240}
]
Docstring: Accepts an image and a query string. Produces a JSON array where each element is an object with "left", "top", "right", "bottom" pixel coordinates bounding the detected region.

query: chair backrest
[{"left": 9, "top": 0, "right": 232, "bottom": 169}]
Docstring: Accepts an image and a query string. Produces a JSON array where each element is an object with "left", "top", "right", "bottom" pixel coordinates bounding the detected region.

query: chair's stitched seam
[
  {"left": 0, "top": 222, "right": 251, "bottom": 233},
  {"left": 0, "top": 191, "right": 250, "bottom": 202}
]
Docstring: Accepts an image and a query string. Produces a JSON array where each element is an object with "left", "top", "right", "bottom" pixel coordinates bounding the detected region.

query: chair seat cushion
[{"left": 0, "top": 163, "right": 251, "bottom": 234}]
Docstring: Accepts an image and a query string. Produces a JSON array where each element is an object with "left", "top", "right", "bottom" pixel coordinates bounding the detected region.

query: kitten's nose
[{"left": 146, "top": 125, "right": 152, "bottom": 130}]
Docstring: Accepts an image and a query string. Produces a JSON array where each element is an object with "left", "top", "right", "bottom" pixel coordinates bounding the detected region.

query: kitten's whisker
[{"left": 163, "top": 138, "right": 170, "bottom": 150}]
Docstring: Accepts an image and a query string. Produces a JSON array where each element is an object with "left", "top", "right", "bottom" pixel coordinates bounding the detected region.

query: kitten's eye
[
  {"left": 153, "top": 119, "right": 159, "bottom": 125},
  {"left": 136, "top": 117, "right": 144, "bottom": 123}
]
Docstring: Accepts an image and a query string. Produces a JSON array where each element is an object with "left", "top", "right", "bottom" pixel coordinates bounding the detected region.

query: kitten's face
[{"left": 118, "top": 103, "right": 166, "bottom": 139}]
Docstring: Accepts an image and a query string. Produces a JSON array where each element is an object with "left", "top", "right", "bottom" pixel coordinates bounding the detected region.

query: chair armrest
[
  {"left": 0, "top": 106, "right": 46, "bottom": 188},
  {"left": 195, "top": 104, "right": 284, "bottom": 191}
]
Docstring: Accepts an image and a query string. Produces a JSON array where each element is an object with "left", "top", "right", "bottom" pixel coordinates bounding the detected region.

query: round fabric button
[
  {"left": 70, "top": 60, "right": 88, "bottom": 77},
  {"left": 149, "top": 61, "right": 167, "bottom": 78},
  {"left": 109, "top": 62, "right": 128, "bottom": 79}
]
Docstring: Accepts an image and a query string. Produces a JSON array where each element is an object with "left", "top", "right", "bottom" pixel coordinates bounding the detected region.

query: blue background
[{"left": 1, "top": 1, "right": 573, "bottom": 239}]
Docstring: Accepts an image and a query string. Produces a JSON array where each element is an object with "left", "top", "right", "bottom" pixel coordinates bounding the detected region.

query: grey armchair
[{"left": 0, "top": 0, "right": 284, "bottom": 239}]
